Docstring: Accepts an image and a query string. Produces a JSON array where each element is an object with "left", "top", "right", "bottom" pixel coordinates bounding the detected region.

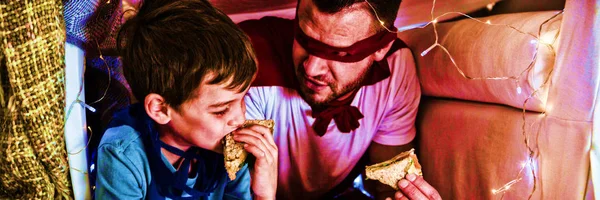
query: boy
[{"left": 94, "top": 0, "right": 277, "bottom": 199}]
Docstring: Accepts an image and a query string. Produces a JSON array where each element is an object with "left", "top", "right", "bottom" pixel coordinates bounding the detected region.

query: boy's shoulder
[
  {"left": 99, "top": 106, "right": 148, "bottom": 153},
  {"left": 99, "top": 124, "right": 144, "bottom": 152}
]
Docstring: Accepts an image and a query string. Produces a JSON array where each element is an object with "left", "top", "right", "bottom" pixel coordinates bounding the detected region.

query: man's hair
[
  {"left": 311, "top": 0, "right": 401, "bottom": 30},
  {"left": 117, "top": 0, "right": 257, "bottom": 109}
]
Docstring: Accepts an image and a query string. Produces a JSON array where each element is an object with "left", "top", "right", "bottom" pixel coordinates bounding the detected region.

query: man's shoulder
[
  {"left": 238, "top": 16, "right": 295, "bottom": 47},
  {"left": 240, "top": 17, "right": 297, "bottom": 88},
  {"left": 365, "top": 45, "right": 418, "bottom": 99},
  {"left": 247, "top": 86, "right": 300, "bottom": 99},
  {"left": 385, "top": 45, "right": 417, "bottom": 79},
  {"left": 386, "top": 38, "right": 412, "bottom": 65}
]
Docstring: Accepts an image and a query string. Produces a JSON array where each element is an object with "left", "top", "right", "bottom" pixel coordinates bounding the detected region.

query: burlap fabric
[{"left": 0, "top": 0, "right": 72, "bottom": 199}]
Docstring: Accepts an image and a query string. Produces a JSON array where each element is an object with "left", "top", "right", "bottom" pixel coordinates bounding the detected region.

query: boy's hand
[{"left": 233, "top": 125, "right": 278, "bottom": 200}]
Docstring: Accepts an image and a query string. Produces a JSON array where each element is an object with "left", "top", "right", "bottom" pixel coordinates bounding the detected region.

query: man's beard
[{"left": 295, "top": 64, "right": 371, "bottom": 108}]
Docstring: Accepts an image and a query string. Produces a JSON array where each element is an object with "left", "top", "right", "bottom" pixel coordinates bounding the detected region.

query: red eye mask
[{"left": 294, "top": 19, "right": 398, "bottom": 63}]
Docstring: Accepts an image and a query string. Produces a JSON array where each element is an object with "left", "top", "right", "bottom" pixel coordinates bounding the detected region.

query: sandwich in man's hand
[{"left": 365, "top": 148, "right": 423, "bottom": 190}]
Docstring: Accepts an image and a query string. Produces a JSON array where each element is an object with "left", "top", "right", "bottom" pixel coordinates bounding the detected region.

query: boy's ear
[
  {"left": 144, "top": 93, "right": 172, "bottom": 125},
  {"left": 373, "top": 40, "right": 395, "bottom": 62}
]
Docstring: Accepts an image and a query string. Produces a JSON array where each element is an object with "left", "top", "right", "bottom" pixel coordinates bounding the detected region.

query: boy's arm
[
  {"left": 95, "top": 142, "right": 146, "bottom": 199},
  {"left": 223, "top": 164, "right": 252, "bottom": 199}
]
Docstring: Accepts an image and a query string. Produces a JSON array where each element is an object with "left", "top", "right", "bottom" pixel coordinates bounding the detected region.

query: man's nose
[{"left": 303, "top": 55, "right": 328, "bottom": 77}]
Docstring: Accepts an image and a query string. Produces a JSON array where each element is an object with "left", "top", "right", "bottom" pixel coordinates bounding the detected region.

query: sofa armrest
[
  {"left": 548, "top": 0, "right": 599, "bottom": 121},
  {"left": 551, "top": 0, "right": 600, "bottom": 198}
]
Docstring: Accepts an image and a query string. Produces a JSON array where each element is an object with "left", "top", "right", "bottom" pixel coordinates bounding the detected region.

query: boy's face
[{"left": 163, "top": 76, "right": 248, "bottom": 153}]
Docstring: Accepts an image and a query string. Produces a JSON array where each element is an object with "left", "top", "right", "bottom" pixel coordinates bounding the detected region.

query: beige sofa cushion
[
  {"left": 416, "top": 98, "right": 591, "bottom": 199},
  {"left": 399, "top": 11, "right": 562, "bottom": 112},
  {"left": 395, "top": 0, "right": 501, "bottom": 28}
]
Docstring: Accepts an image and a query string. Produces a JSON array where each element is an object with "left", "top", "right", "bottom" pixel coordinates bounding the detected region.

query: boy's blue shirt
[{"left": 94, "top": 104, "right": 252, "bottom": 199}]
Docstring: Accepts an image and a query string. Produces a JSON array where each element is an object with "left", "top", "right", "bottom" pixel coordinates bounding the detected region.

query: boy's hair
[
  {"left": 117, "top": 0, "right": 257, "bottom": 108},
  {"left": 310, "top": 0, "right": 401, "bottom": 31}
]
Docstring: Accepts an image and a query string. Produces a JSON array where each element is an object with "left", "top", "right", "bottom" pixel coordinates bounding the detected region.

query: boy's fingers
[
  {"left": 244, "top": 125, "right": 277, "bottom": 148},
  {"left": 235, "top": 128, "right": 277, "bottom": 153},
  {"left": 244, "top": 143, "right": 274, "bottom": 164},
  {"left": 233, "top": 132, "right": 265, "bottom": 150},
  {"left": 233, "top": 131, "right": 276, "bottom": 161},
  {"left": 244, "top": 124, "right": 269, "bottom": 135}
]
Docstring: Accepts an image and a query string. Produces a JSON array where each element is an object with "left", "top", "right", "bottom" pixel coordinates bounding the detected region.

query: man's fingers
[
  {"left": 407, "top": 174, "right": 442, "bottom": 200},
  {"left": 397, "top": 179, "right": 428, "bottom": 200},
  {"left": 394, "top": 191, "right": 409, "bottom": 200}
]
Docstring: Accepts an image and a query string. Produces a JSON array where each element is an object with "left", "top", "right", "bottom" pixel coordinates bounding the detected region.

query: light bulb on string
[
  {"left": 539, "top": 32, "right": 557, "bottom": 45},
  {"left": 486, "top": 3, "right": 496, "bottom": 11},
  {"left": 530, "top": 39, "right": 538, "bottom": 45},
  {"left": 78, "top": 100, "right": 97, "bottom": 113},
  {"left": 421, "top": 43, "right": 438, "bottom": 57}
]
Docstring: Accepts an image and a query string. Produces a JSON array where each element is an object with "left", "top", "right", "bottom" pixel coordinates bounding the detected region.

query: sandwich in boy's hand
[
  {"left": 222, "top": 119, "right": 275, "bottom": 180},
  {"left": 365, "top": 148, "right": 423, "bottom": 190}
]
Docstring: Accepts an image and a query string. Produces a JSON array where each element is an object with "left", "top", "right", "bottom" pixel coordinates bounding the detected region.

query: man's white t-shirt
[{"left": 244, "top": 46, "right": 421, "bottom": 199}]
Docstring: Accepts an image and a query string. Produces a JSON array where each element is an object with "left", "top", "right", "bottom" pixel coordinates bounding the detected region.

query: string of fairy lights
[
  {"left": 367, "top": 0, "right": 563, "bottom": 198},
  {"left": 63, "top": 40, "right": 114, "bottom": 174}
]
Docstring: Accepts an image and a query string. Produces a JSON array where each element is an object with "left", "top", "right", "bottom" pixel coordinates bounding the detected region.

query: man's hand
[
  {"left": 385, "top": 174, "right": 441, "bottom": 200},
  {"left": 233, "top": 125, "right": 278, "bottom": 200}
]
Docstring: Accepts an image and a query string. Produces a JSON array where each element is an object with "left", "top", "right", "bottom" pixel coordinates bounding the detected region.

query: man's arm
[{"left": 367, "top": 48, "right": 440, "bottom": 200}]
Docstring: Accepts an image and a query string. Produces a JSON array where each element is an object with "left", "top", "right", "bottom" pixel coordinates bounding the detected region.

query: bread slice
[
  {"left": 223, "top": 120, "right": 275, "bottom": 180},
  {"left": 365, "top": 148, "right": 423, "bottom": 190}
]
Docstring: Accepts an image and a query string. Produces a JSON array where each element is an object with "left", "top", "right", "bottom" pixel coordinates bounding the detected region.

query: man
[{"left": 239, "top": 0, "right": 441, "bottom": 199}]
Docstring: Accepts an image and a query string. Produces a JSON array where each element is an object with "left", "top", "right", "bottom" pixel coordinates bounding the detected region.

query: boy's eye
[{"left": 212, "top": 108, "right": 229, "bottom": 116}]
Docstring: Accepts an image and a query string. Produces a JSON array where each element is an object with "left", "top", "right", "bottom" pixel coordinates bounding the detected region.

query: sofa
[{"left": 397, "top": 0, "right": 598, "bottom": 199}]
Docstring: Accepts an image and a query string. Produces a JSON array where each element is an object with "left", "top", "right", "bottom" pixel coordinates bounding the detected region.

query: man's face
[
  {"left": 293, "top": 0, "right": 378, "bottom": 106},
  {"left": 164, "top": 75, "right": 248, "bottom": 153}
]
